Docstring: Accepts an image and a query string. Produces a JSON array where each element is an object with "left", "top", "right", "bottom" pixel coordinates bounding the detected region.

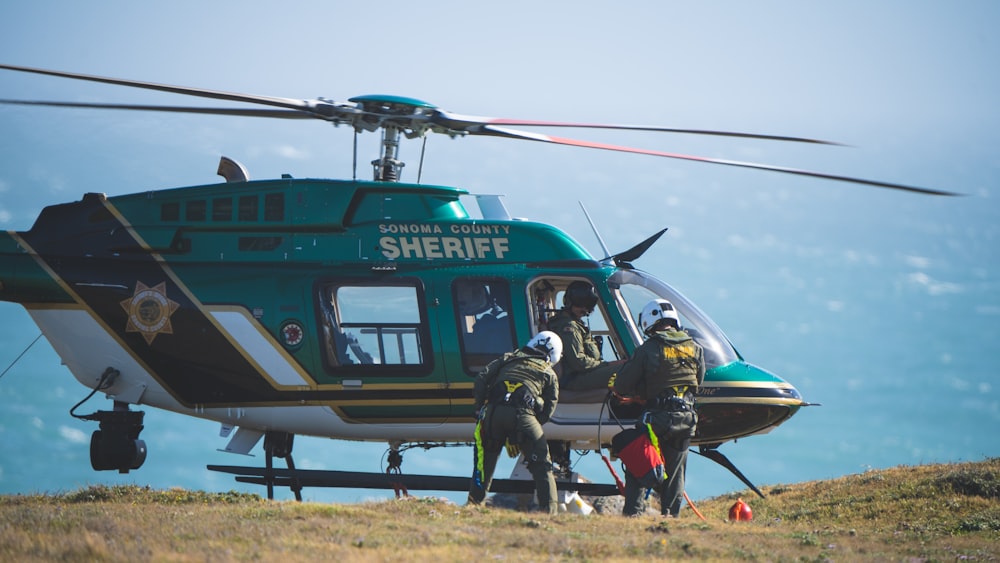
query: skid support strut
[{"left": 263, "top": 431, "right": 302, "bottom": 501}]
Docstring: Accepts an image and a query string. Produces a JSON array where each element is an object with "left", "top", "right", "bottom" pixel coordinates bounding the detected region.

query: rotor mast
[
  {"left": 347, "top": 94, "right": 442, "bottom": 183},
  {"left": 373, "top": 125, "right": 405, "bottom": 182}
]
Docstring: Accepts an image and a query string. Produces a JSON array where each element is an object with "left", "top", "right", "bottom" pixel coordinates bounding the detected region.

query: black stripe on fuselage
[{"left": 20, "top": 195, "right": 288, "bottom": 406}]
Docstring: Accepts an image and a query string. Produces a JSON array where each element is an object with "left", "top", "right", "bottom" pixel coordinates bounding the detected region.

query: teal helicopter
[{"left": 0, "top": 64, "right": 956, "bottom": 501}]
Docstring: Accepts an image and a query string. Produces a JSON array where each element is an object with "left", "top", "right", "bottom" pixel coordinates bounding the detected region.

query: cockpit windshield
[{"left": 608, "top": 269, "right": 740, "bottom": 369}]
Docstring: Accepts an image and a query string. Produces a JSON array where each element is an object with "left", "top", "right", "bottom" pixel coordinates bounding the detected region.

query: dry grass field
[{"left": 2, "top": 458, "right": 997, "bottom": 562}]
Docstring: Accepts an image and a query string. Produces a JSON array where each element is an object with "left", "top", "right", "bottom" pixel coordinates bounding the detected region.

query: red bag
[{"left": 611, "top": 426, "right": 665, "bottom": 488}]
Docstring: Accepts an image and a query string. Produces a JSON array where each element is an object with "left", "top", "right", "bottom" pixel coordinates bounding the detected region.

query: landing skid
[
  {"left": 211, "top": 432, "right": 619, "bottom": 501},
  {"left": 211, "top": 433, "right": 760, "bottom": 501},
  {"left": 207, "top": 465, "right": 620, "bottom": 499}
]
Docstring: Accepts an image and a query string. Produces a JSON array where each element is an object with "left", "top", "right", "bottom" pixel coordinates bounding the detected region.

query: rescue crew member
[
  {"left": 613, "top": 299, "right": 705, "bottom": 517},
  {"left": 546, "top": 280, "right": 623, "bottom": 390},
  {"left": 468, "top": 331, "right": 562, "bottom": 515}
]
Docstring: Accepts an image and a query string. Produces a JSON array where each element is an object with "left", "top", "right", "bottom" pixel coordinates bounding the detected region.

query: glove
[
  {"left": 504, "top": 440, "right": 521, "bottom": 458},
  {"left": 521, "top": 393, "right": 545, "bottom": 415},
  {"left": 534, "top": 397, "right": 546, "bottom": 416}
]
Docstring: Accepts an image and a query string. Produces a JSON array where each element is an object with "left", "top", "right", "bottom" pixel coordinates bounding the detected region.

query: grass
[{"left": 2, "top": 458, "right": 997, "bottom": 562}]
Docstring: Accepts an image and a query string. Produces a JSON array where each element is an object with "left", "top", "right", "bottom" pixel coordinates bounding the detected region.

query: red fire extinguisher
[{"left": 728, "top": 498, "right": 753, "bottom": 521}]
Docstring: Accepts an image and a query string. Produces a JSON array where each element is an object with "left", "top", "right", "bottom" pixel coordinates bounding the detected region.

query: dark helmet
[{"left": 563, "top": 280, "right": 598, "bottom": 311}]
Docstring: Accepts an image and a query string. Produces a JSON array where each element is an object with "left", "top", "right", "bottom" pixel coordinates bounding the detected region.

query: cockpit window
[{"left": 609, "top": 269, "right": 740, "bottom": 369}]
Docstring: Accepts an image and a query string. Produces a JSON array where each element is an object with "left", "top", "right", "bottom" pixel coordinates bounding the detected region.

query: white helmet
[
  {"left": 639, "top": 299, "right": 680, "bottom": 334},
  {"left": 527, "top": 331, "right": 563, "bottom": 365}
]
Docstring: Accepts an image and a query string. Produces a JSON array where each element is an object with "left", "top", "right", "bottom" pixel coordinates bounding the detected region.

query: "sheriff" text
[{"left": 378, "top": 223, "right": 511, "bottom": 260}]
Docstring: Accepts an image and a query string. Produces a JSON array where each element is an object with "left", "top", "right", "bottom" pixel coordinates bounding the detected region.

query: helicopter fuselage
[{"left": 0, "top": 176, "right": 805, "bottom": 456}]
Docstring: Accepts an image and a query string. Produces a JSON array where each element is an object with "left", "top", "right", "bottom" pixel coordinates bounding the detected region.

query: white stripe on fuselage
[
  {"left": 22, "top": 307, "right": 462, "bottom": 434},
  {"left": 207, "top": 309, "right": 313, "bottom": 388},
  {"left": 28, "top": 306, "right": 312, "bottom": 401},
  {"left": 26, "top": 307, "right": 171, "bottom": 406}
]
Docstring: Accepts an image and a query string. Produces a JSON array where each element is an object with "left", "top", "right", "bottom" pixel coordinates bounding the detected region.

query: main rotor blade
[
  {"left": 482, "top": 125, "right": 959, "bottom": 196},
  {"left": 435, "top": 110, "right": 843, "bottom": 145},
  {"left": 0, "top": 98, "right": 317, "bottom": 118},
  {"left": 0, "top": 63, "right": 313, "bottom": 112},
  {"left": 0, "top": 64, "right": 958, "bottom": 195}
]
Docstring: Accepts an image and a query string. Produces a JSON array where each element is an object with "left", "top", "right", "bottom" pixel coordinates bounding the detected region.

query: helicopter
[{"left": 0, "top": 64, "right": 957, "bottom": 502}]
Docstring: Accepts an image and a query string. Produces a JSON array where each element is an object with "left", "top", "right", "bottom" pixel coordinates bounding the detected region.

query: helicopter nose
[
  {"left": 779, "top": 382, "right": 804, "bottom": 402},
  {"left": 746, "top": 361, "right": 807, "bottom": 404},
  {"left": 696, "top": 360, "right": 812, "bottom": 444},
  {"left": 763, "top": 369, "right": 818, "bottom": 407}
]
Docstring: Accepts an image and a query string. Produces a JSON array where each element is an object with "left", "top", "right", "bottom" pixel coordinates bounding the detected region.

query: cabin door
[{"left": 316, "top": 279, "right": 449, "bottom": 425}]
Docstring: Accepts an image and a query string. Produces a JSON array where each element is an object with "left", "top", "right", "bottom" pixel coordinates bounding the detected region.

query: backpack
[{"left": 610, "top": 424, "right": 665, "bottom": 489}]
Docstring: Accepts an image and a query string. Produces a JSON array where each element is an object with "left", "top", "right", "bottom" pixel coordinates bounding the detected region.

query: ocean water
[{"left": 1, "top": 175, "right": 996, "bottom": 507}]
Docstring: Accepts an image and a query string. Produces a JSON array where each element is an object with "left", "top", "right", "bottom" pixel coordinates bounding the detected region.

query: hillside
[{"left": 2, "top": 458, "right": 997, "bottom": 562}]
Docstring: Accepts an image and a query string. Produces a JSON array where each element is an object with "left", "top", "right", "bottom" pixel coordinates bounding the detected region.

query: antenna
[{"left": 579, "top": 201, "right": 612, "bottom": 259}]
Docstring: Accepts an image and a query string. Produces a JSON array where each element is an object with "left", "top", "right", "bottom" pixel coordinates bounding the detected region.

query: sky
[{"left": 1, "top": 1, "right": 998, "bottom": 504}]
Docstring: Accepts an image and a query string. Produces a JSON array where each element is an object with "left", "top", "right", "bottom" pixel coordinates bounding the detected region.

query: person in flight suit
[
  {"left": 546, "top": 280, "right": 623, "bottom": 390},
  {"left": 612, "top": 299, "right": 705, "bottom": 517},
  {"left": 468, "top": 331, "right": 562, "bottom": 515}
]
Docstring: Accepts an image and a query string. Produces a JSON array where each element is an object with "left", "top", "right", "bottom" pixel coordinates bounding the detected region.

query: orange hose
[
  {"left": 684, "top": 491, "right": 707, "bottom": 521},
  {"left": 601, "top": 454, "right": 626, "bottom": 495}
]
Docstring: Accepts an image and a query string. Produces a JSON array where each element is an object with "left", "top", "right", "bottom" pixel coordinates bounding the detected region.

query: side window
[
  {"left": 264, "top": 193, "right": 284, "bottom": 222},
  {"left": 238, "top": 195, "right": 258, "bottom": 221},
  {"left": 161, "top": 202, "right": 180, "bottom": 221},
  {"left": 186, "top": 200, "right": 207, "bottom": 222},
  {"left": 212, "top": 197, "right": 233, "bottom": 221},
  {"left": 318, "top": 282, "right": 431, "bottom": 374},
  {"left": 454, "top": 279, "right": 515, "bottom": 374}
]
